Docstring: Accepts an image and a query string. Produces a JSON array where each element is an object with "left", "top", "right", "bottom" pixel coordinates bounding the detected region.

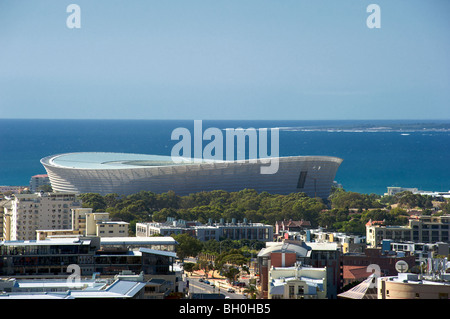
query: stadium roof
[{"left": 43, "top": 152, "right": 192, "bottom": 170}]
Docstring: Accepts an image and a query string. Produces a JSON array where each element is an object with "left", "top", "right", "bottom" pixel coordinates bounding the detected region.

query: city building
[
  {"left": 136, "top": 218, "right": 199, "bottom": 237},
  {"left": 274, "top": 219, "right": 311, "bottom": 239},
  {"left": 366, "top": 215, "right": 450, "bottom": 248},
  {"left": 257, "top": 240, "right": 341, "bottom": 299},
  {"left": 342, "top": 248, "right": 416, "bottom": 285},
  {"left": 29, "top": 174, "right": 51, "bottom": 193},
  {"left": 1, "top": 192, "right": 81, "bottom": 241},
  {"left": 387, "top": 240, "right": 449, "bottom": 265},
  {"left": 0, "top": 235, "right": 179, "bottom": 291},
  {"left": 136, "top": 218, "right": 273, "bottom": 242},
  {"left": 0, "top": 275, "right": 147, "bottom": 299},
  {"left": 385, "top": 186, "right": 450, "bottom": 199},
  {"left": 41, "top": 152, "right": 343, "bottom": 199},
  {"left": 37, "top": 208, "right": 129, "bottom": 240},
  {"left": 377, "top": 272, "right": 450, "bottom": 299},
  {"left": 385, "top": 187, "right": 419, "bottom": 196},
  {"left": 268, "top": 263, "right": 327, "bottom": 299},
  {"left": 0, "top": 186, "right": 27, "bottom": 195}
]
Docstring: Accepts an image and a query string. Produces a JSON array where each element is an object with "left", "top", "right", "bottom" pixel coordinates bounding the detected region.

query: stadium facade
[{"left": 41, "top": 152, "right": 343, "bottom": 199}]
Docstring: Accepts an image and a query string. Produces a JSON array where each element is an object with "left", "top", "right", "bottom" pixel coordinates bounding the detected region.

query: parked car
[
  {"left": 227, "top": 288, "right": 235, "bottom": 293},
  {"left": 204, "top": 280, "right": 210, "bottom": 285},
  {"left": 199, "top": 278, "right": 204, "bottom": 282}
]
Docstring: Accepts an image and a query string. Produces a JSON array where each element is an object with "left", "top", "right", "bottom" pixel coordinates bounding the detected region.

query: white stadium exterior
[{"left": 41, "top": 152, "right": 343, "bottom": 199}]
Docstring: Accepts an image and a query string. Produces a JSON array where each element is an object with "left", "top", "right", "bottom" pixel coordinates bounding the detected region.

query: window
[
  {"left": 297, "top": 171, "right": 307, "bottom": 189},
  {"left": 289, "top": 286, "right": 295, "bottom": 298}
]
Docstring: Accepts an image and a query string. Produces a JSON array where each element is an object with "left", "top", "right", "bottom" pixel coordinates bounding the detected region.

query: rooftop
[{"left": 42, "top": 152, "right": 214, "bottom": 170}]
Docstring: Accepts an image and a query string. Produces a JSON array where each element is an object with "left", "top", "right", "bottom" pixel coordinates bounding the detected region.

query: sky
[{"left": 0, "top": 0, "right": 449, "bottom": 120}]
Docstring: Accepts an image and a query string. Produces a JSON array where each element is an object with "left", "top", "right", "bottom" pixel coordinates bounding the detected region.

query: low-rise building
[
  {"left": 268, "top": 263, "right": 327, "bottom": 299},
  {"left": 37, "top": 208, "right": 129, "bottom": 239},
  {"left": 0, "top": 276, "right": 147, "bottom": 299},
  {"left": 137, "top": 217, "right": 273, "bottom": 242},
  {"left": 377, "top": 272, "right": 450, "bottom": 299}
]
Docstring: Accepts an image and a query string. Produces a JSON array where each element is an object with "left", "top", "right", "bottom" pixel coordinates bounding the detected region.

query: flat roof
[
  {"left": 0, "top": 238, "right": 91, "bottom": 246},
  {"left": 139, "top": 248, "right": 177, "bottom": 258},
  {"left": 100, "top": 236, "right": 177, "bottom": 245}
]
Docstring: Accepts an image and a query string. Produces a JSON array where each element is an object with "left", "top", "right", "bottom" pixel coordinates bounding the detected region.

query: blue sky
[{"left": 0, "top": 0, "right": 449, "bottom": 120}]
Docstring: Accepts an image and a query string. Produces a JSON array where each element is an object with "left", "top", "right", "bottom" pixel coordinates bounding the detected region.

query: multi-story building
[
  {"left": 366, "top": 215, "right": 450, "bottom": 248},
  {"left": 0, "top": 200, "right": 12, "bottom": 240},
  {"left": 1, "top": 192, "right": 81, "bottom": 241},
  {"left": 137, "top": 218, "right": 273, "bottom": 242},
  {"left": 0, "top": 236, "right": 178, "bottom": 280},
  {"left": 136, "top": 218, "right": 199, "bottom": 237},
  {"left": 29, "top": 174, "right": 51, "bottom": 193},
  {"left": 387, "top": 240, "right": 449, "bottom": 265},
  {"left": 274, "top": 220, "right": 311, "bottom": 239},
  {"left": 268, "top": 263, "right": 327, "bottom": 299},
  {"left": 342, "top": 247, "right": 416, "bottom": 285},
  {"left": 257, "top": 240, "right": 341, "bottom": 299},
  {"left": 37, "top": 208, "right": 129, "bottom": 239}
]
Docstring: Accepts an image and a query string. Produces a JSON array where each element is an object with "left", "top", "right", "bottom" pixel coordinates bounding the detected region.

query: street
[{"left": 187, "top": 277, "right": 246, "bottom": 299}]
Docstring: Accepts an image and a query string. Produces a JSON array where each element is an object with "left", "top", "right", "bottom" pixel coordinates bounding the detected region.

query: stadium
[{"left": 40, "top": 152, "right": 343, "bottom": 199}]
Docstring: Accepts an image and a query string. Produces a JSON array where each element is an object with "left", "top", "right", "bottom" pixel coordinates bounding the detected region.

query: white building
[
  {"left": 268, "top": 263, "right": 327, "bottom": 299},
  {"left": 41, "top": 152, "right": 343, "bottom": 200},
  {"left": 2, "top": 192, "right": 81, "bottom": 241},
  {"left": 137, "top": 218, "right": 273, "bottom": 242},
  {"left": 29, "top": 174, "right": 51, "bottom": 193}
]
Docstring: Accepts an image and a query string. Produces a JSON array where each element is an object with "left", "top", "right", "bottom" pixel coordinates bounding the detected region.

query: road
[{"left": 187, "top": 277, "right": 246, "bottom": 299}]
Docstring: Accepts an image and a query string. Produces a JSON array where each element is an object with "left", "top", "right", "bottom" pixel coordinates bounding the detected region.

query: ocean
[{"left": 1, "top": 119, "right": 449, "bottom": 195}]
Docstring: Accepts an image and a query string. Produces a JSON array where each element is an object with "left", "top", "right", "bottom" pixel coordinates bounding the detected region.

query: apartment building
[
  {"left": 137, "top": 217, "right": 273, "bottom": 242},
  {"left": 29, "top": 174, "right": 51, "bottom": 193},
  {"left": 0, "top": 236, "right": 178, "bottom": 278},
  {"left": 37, "top": 208, "right": 129, "bottom": 239},
  {"left": 366, "top": 215, "right": 450, "bottom": 248},
  {"left": 1, "top": 193, "right": 81, "bottom": 241}
]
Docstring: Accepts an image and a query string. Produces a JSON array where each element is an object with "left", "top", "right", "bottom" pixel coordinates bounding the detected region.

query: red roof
[
  {"left": 343, "top": 266, "right": 373, "bottom": 280},
  {"left": 32, "top": 174, "right": 48, "bottom": 178}
]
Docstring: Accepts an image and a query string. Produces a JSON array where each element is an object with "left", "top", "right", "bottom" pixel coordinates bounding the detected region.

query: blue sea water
[{"left": 1, "top": 119, "right": 449, "bottom": 195}]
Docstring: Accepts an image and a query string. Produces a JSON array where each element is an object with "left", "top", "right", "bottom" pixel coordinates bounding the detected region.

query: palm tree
[{"left": 243, "top": 284, "right": 260, "bottom": 299}]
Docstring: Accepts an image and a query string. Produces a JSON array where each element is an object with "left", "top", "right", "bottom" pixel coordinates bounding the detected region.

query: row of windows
[{"left": 99, "top": 230, "right": 126, "bottom": 234}]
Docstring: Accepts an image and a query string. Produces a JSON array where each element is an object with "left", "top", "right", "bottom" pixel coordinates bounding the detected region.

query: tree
[
  {"left": 223, "top": 266, "right": 241, "bottom": 284},
  {"left": 243, "top": 284, "right": 260, "bottom": 299},
  {"left": 172, "top": 233, "right": 203, "bottom": 262},
  {"left": 78, "top": 193, "right": 107, "bottom": 211},
  {"left": 441, "top": 200, "right": 450, "bottom": 214},
  {"left": 183, "top": 262, "right": 196, "bottom": 275},
  {"left": 37, "top": 184, "right": 52, "bottom": 192}
]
